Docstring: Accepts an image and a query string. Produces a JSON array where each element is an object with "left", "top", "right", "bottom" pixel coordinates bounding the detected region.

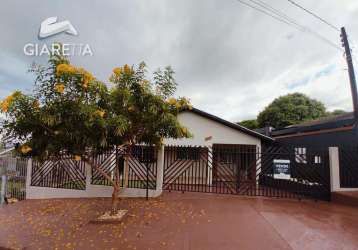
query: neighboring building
[{"left": 271, "top": 112, "right": 357, "bottom": 149}]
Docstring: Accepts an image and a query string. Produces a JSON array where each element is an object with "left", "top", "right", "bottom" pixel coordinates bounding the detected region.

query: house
[
  {"left": 24, "top": 107, "right": 274, "bottom": 200},
  {"left": 165, "top": 108, "right": 273, "bottom": 149},
  {"left": 11, "top": 107, "right": 338, "bottom": 201}
]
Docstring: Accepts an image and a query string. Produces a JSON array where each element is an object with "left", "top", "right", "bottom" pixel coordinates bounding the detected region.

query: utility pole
[{"left": 340, "top": 27, "right": 358, "bottom": 120}]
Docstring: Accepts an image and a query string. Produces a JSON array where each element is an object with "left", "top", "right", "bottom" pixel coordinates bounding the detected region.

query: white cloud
[{"left": 0, "top": 0, "right": 357, "bottom": 123}]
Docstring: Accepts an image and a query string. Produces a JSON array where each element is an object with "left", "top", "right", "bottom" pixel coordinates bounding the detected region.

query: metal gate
[
  {"left": 163, "top": 145, "right": 330, "bottom": 201},
  {"left": 91, "top": 145, "right": 157, "bottom": 190},
  {"left": 339, "top": 146, "right": 358, "bottom": 188},
  {"left": 0, "top": 154, "right": 27, "bottom": 202}
]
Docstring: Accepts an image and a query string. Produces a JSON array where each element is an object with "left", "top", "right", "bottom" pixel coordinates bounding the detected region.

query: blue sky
[
  {"left": 286, "top": 64, "right": 336, "bottom": 89},
  {"left": 1, "top": 0, "right": 358, "bottom": 121}
]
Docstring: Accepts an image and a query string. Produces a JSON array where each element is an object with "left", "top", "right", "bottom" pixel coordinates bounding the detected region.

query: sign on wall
[{"left": 273, "top": 159, "right": 290, "bottom": 180}]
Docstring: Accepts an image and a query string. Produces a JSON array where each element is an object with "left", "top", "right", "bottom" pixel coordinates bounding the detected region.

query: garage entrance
[{"left": 163, "top": 144, "right": 330, "bottom": 201}]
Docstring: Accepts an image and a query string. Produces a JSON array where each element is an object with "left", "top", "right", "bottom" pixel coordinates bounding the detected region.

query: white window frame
[
  {"left": 314, "top": 155, "right": 322, "bottom": 164},
  {"left": 295, "top": 147, "right": 307, "bottom": 164}
]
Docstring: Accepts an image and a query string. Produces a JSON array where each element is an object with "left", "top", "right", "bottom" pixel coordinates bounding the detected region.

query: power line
[
  {"left": 234, "top": 0, "right": 343, "bottom": 51},
  {"left": 286, "top": 0, "right": 340, "bottom": 32},
  {"left": 248, "top": 0, "right": 342, "bottom": 51},
  {"left": 235, "top": 0, "right": 297, "bottom": 28},
  {"left": 254, "top": 0, "right": 304, "bottom": 29}
]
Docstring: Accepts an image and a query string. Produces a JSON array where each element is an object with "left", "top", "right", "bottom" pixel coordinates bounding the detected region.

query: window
[
  {"left": 217, "top": 151, "right": 237, "bottom": 164},
  {"left": 314, "top": 155, "right": 322, "bottom": 164},
  {"left": 295, "top": 147, "right": 307, "bottom": 164},
  {"left": 132, "top": 146, "right": 156, "bottom": 163},
  {"left": 177, "top": 147, "right": 200, "bottom": 161}
]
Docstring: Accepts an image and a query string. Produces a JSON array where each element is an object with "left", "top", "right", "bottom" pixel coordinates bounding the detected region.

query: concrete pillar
[
  {"left": 329, "top": 147, "right": 340, "bottom": 192},
  {"left": 256, "top": 145, "right": 261, "bottom": 184},
  {"left": 85, "top": 162, "right": 91, "bottom": 190},
  {"left": 156, "top": 145, "right": 165, "bottom": 192},
  {"left": 0, "top": 175, "right": 6, "bottom": 205},
  {"left": 124, "top": 157, "right": 129, "bottom": 188},
  {"left": 207, "top": 147, "right": 213, "bottom": 186},
  {"left": 25, "top": 158, "right": 32, "bottom": 199}
]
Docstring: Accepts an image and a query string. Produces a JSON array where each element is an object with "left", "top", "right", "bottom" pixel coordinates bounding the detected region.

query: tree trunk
[
  {"left": 111, "top": 184, "right": 120, "bottom": 215},
  {"left": 84, "top": 145, "right": 128, "bottom": 216},
  {"left": 83, "top": 155, "right": 120, "bottom": 215},
  {"left": 110, "top": 151, "right": 122, "bottom": 215}
]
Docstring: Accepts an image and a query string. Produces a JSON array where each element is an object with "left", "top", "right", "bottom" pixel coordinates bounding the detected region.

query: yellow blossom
[
  {"left": 123, "top": 64, "right": 132, "bottom": 75},
  {"left": 76, "top": 67, "right": 86, "bottom": 74},
  {"left": 113, "top": 67, "right": 122, "bottom": 76},
  {"left": 181, "top": 127, "right": 188, "bottom": 136},
  {"left": 94, "top": 110, "right": 105, "bottom": 117},
  {"left": 128, "top": 106, "right": 135, "bottom": 112},
  {"left": 82, "top": 81, "right": 88, "bottom": 89},
  {"left": 84, "top": 72, "right": 94, "bottom": 81},
  {"left": 75, "top": 67, "right": 94, "bottom": 88},
  {"left": 33, "top": 100, "right": 40, "bottom": 109},
  {"left": 1, "top": 95, "right": 14, "bottom": 112},
  {"left": 83, "top": 72, "right": 94, "bottom": 88},
  {"left": 54, "top": 83, "right": 65, "bottom": 93},
  {"left": 0, "top": 92, "right": 21, "bottom": 113},
  {"left": 141, "top": 80, "right": 149, "bottom": 86},
  {"left": 74, "top": 155, "right": 81, "bottom": 161},
  {"left": 56, "top": 64, "right": 76, "bottom": 76},
  {"left": 20, "top": 145, "right": 32, "bottom": 154},
  {"left": 175, "top": 102, "right": 181, "bottom": 109},
  {"left": 179, "top": 98, "right": 190, "bottom": 106},
  {"left": 187, "top": 104, "right": 193, "bottom": 110},
  {"left": 167, "top": 98, "right": 177, "bottom": 105}
]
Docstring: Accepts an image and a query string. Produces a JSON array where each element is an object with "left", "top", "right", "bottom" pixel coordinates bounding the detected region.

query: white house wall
[{"left": 164, "top": 111, "right": 261, "bottom": 148}]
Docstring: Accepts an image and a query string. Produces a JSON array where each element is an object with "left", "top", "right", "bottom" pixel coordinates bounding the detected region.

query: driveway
[{"left": 0, "top": 192, "right": 357, "bottom": 250}]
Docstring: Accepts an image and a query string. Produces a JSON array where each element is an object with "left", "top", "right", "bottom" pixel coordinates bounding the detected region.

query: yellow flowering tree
[{"left": 0, "top": 53, "right": 192, "bottom": 215}]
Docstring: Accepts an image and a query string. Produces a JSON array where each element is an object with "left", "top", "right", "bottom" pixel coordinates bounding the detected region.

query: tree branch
[{"left": 83, "top": 155, "right": 116, "bottom": 186}]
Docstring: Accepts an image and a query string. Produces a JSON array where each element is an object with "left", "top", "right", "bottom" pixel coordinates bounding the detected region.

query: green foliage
[
  {"left": 0, "top": 138, "right": 4, "bottom": 150},
  {"left": 257, "top": 93, "right": 326, "bottom": 128},
  {"left": 0, "top": 54, "right": 191, "bottom": 160},
  {"left": 153, "top": 66, "right": 177, "bottom": 98},
  {"left": 239, "top": 119, "right": 258, "bottom": 130},
  {"left": 325, "top": 109, "right": 347, "bottom": 117}
]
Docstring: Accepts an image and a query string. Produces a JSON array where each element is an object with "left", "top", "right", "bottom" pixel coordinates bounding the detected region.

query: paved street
[{"left": 0, "top": 192, "right": 357, "bottom": 250}]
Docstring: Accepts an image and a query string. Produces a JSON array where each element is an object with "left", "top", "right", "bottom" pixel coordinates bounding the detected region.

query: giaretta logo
[
  {"left": 24, "top": 17, "right": 93, "bottom": 57},
  {"left": 38, "top": 17, "right": 78, "bottom": 39}
]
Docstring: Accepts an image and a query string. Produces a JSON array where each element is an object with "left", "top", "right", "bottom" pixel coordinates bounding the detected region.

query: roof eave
[{"left": 182, "top": 108, "right": 274, "bottom": 142}]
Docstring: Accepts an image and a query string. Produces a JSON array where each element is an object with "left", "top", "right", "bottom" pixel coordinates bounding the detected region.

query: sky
[{"left": 1, "top": 0, "right": 358, "bottom": 122}]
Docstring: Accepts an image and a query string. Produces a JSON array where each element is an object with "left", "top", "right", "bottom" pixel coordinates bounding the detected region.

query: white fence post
[
  {"left": 25, "top": 158, "right": 32, "bottom": 199},
  {"left": 256, "top": 145, "right": 261, "bottom": 185},
  {"left": 156, "top": 145, "right": 165, "bottom": 192},
  {"left": 124, "top": 157, "right": 129, "bottom": 188},
  {"left": 85, "top": 162, "right": 91, "bottom": 190},
  {"left": 0, "top": 175, "right": 6, "bottom": 205},
  {"left": 329, "top": 147, "right": 340, "bottom": 192},
  {"left": 207, "top": 147, "right": 213, "bottom": 185}
]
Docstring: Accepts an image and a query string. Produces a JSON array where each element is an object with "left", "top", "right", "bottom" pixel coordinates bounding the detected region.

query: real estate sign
[{"left": 273, "top": 159, "right": 290, "bottom": 180}]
